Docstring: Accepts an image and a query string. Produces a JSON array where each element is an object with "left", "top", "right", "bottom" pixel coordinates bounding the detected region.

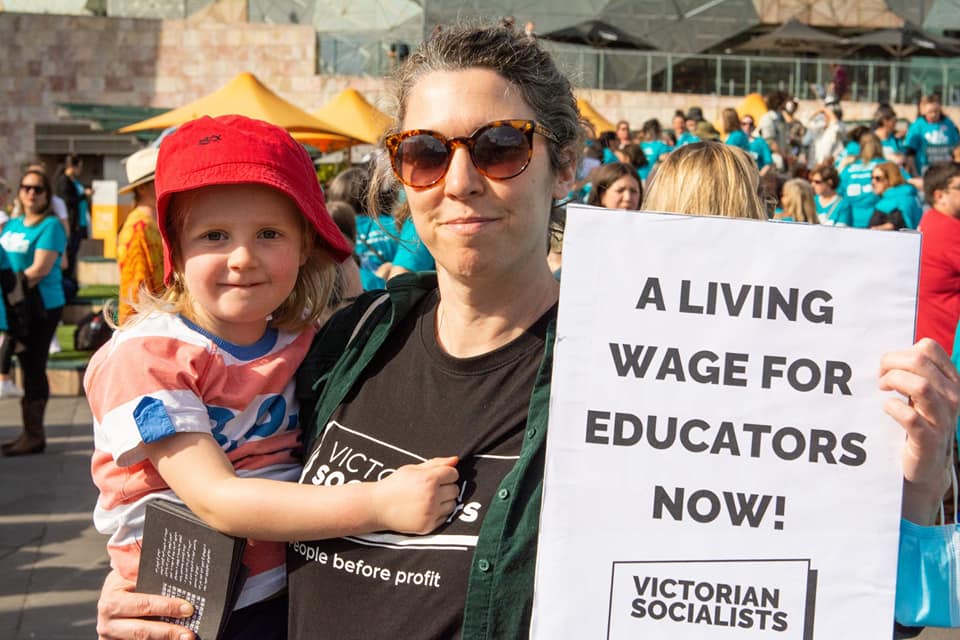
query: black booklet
[{"left": 136, "top": 500, "right": 248, "bottom": 640}]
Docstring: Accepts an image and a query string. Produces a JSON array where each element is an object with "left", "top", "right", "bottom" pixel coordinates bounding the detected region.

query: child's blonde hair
[{"left": 778, "top": 179, "right": 819, "bottom": 224}]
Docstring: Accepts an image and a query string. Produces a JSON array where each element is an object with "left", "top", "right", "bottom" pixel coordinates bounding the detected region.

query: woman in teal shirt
[
  {"left": 837, "top": 132, "right": 885, "bottom": 227},
  {"left": 721, "top": 107, "right": 750, "bottom": 151},
  {"left": 869, "top": 161, "right": 923, "bottom": 230},
  {"left": 0, "top": 169, "right": 66, "bottom": 456}
]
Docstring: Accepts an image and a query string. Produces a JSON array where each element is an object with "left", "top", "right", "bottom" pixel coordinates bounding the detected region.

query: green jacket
[{"left": 295, "top": 272, "right": 554, "bottom": 639}]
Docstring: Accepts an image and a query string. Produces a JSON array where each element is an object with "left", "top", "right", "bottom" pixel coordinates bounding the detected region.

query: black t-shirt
[{"left": 287, "top": 290, "right": 554, "bottom": 640}]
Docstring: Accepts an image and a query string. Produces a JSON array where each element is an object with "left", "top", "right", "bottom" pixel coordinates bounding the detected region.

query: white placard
[{"left": 531, "top": 205, "right": 921, "bottom": 639}]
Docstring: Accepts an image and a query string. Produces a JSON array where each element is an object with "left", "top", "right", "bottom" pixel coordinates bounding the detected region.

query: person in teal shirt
[
  {"left": 675, "top": 129, "right": 700, "bottom": 147},
  {"left": 869, "top": 161, "right": 923, "bottom": 230},
  {"left": 740, "top": 115, "right": 773, "bottom": 173},
  {"left": 838, "top": 132, "right": 885, "bottom": 227},
  {"left": 749, "top": 136, "right": 773, "bottom": 173},
  {"left": 391, "top": 217, "right": 435, "bottom": 275},
  {"left": 810, "top": 163, "right": 844, "bottom": 224},
  {"left": 721, "top": 107, "right": 750, "bottom": 151},
  {"left": 874, "top": 104, "right": 905, "bottom": 165},
  {"left": 905, "top": 95, "right": 960, "bottom": 176},
  {"left": 0, "top": 169, "right": 66, "bottom": 456},
  {"left": 638, "top": 119, "right": 672, "bottom": 182}
]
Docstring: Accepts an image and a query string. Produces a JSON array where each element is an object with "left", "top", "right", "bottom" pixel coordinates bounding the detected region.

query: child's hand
[{"left": 372, "top": 456, "right": 460, "bottom": 534}]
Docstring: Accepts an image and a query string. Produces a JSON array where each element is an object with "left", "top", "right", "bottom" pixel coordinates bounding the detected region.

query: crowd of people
[
  {"left": 571, "top": 90, "right": 959, "bottom": 231},
  {"left": 0, "top": 18, "right": 959, "bottom": 640}
]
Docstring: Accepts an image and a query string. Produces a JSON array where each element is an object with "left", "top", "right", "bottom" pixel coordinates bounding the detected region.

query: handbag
[{"left": 2, "top": 271, "right": 46, "bottom": 345}]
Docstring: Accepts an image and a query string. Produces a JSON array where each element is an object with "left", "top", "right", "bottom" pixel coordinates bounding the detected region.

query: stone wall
[{"left": 2, "top": 11, "right": 957, "bottom": 185}]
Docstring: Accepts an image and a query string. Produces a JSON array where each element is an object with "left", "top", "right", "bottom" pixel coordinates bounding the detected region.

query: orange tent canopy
[
  {"left": 117, "top": 72, "right": 350, "bottom": 141},
  {"left": 314, "top": 88, "right": 392, "bottom": 144},
  {"left": 577, "top": 98, "right": 617, "bottom": 135}
]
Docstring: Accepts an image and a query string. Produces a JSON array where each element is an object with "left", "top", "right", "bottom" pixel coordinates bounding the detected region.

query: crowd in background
[
  {"left": 1, "top": 86, "right": 960, "bottom": 459},
  {"left": 571, "top": 91, "right": 959, "bottom": 230}
]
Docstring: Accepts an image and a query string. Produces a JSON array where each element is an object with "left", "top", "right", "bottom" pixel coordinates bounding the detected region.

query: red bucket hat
[{"left": 155, "top": 114, "right": 352, "bottom": 285}]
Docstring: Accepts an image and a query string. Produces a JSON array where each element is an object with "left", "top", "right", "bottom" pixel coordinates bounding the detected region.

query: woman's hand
[
  {"left": 879, "top": 338, "right": 960, "bottom": 524},
  {"left": 96, "top": 568, "right": 195, "bottom": 640}
]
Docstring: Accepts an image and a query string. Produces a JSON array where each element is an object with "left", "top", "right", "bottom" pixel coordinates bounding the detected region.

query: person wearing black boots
[{"left": 0, "top": 169, "right": 67, "bottom": 456}]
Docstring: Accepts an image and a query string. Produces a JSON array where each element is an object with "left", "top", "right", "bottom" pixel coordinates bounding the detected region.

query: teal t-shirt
[
  {"left": 748, "top": 136, "right": 773, "bottom": 170},
  {"left": 392, "top": 218, "right": 435, "bottom": 272},
  {"left": 874, "top": 183, "right": 923, "bottom": 229},
  {"left": 881, "top": 134, "right": 904, "bottom": 161},
  {"left": 639, "top": 140, "right": 672, "bottom": 181},
  {"left": 724, "top": 129, "right": 750, "bottom": 151},
  {"left": 815, "top": 194, "right": 843, "bottom": 223},
  {"left": 0, "top": 215, "right": 66, "bottom": 309},
  {"left": 354, "top": 214, "right": 398, "bottom": 291},
  {"left": 839, "top": 159, "right": 883, "bottom": 228},
  {"left": 905, "top": 116, "right": 960, "bottom": 174},
  {"left": 675, "top": 132, "right": 700, "bottom": 148}
]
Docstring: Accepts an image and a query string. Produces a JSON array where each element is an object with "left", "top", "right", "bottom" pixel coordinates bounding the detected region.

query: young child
[{"left": 85, "top": 115, "right": 459, "bottom": 638}]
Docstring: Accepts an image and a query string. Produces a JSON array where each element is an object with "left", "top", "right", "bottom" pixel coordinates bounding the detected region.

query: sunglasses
[
  {"left": 19, "top": 184, "right": 46, "bottom": 194},
  {"left": 741, "top": 121, "right": 754, "bottom": 126},
  {"left": 871, "top": 175, "right": 887, "bottom": 182},
  {"left": 384, "top": 119, "right": 558, "bottom": 188},
  {"left": 810, "top": 178, "right": 824, "bottom": 185}
]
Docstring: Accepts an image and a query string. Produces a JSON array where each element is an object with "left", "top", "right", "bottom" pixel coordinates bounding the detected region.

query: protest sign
[{"left": 531, "top": 205, "right": 921, "bottom": 639}]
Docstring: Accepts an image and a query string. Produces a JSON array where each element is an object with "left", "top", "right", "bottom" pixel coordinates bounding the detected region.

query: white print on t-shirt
[
  {"left": 0, "top": 231, "right": 30, "bottom": 254},
  {"left": 299, "top": 421, "right": 518, "bottom": 550}
]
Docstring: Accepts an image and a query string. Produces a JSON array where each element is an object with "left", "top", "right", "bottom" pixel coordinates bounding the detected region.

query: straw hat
[{"left": 118, "top": 147, "right": 159, "bottom": 194}]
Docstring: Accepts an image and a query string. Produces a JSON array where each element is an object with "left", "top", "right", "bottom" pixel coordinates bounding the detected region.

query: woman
[
  {"left": 809, "top": 162, "right": 843, "bottom": 224},
  {"left": 587, "top": 162, "right": 642, "bottom": 210},
  {"left": 741, "top": 115, "right": 774, "bottom": 176},
  {"left": 0, "top": 169, "right": 67, "bottom": 456},
  {"left": 115, "top": 147, "right": 163, "bottom": 324},
  {"left": 97, "top": 24, "right": 960, "bottom": 640},
  {"left": 776, "top": 178, "right": 820, "bottom": 224},
  {"left": 721, "top": 107, "right": 750, "bottom": 151},
  {"left": 837, "top": 131, "right": 885, "bottom": 227},
  {"left": 869, "top": 161, "right": 923, "bottom": 230}
]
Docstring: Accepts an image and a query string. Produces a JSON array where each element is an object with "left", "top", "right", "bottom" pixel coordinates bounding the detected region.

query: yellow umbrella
[
  {"left": 577, "top": 98, "right": 617, "bottom": 136},
  {"left": 117, "top": 71, "right": 350, "bottom": 139}
]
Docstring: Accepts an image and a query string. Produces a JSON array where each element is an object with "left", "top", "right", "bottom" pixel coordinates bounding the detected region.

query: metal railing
[{"left": 319, "top": 35, "right": 960, "bottom": 105}]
